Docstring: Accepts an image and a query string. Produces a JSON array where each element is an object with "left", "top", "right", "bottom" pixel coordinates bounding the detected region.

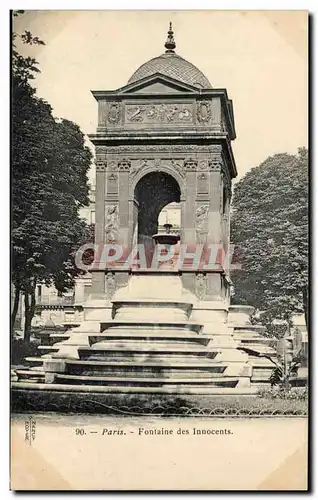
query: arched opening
[
  {"left": 158, "top": 202, "right": 181, "bottom": 234},
  {"left": 134, "top": 172, "right": 181, "bottom": 245}
]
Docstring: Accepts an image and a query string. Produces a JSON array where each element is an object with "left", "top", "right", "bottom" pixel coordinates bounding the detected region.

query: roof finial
[{"left": 165, "top": 21, "right": 176, "bottom": 53}]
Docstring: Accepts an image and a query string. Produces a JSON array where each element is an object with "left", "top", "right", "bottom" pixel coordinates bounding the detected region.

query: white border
[{"left": 3, "top": 1, "right": 315, "bottom": 498}]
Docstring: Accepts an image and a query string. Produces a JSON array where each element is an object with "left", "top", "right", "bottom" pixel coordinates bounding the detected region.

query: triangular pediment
[{"left": 117, "top": 73, "right": 200, "bottom": 94}]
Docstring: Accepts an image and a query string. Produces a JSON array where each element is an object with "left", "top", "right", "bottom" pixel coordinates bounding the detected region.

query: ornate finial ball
[{"left": 165, "top": 21, "right": 176, "bottom": 53}]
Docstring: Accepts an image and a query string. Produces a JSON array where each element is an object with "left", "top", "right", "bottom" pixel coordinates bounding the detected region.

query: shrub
[{"left": 257, "top": 386, "right": 308, "bottom": 401}]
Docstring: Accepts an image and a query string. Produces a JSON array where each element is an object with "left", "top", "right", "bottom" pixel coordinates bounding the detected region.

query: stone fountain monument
[{"left": 12, "top": 24, "right": 275, "bottom": 398}]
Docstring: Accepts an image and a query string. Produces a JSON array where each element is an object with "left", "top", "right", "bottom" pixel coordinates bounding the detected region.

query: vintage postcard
[{"left": 11, "top": 10, "right": 308, "bottom": 491}]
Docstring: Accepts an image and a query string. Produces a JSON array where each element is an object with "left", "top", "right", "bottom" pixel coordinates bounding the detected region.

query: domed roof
[{"left": 128, "top": 23, "right": 212, "bottom": 89}]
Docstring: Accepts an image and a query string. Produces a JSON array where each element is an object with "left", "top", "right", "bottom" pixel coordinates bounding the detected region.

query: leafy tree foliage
[
  {"left": 231, "top": 148, "right": 308, "bottom": 332},
  {"left": 12, "top": 13, "right": 93, "bottom": 341}
]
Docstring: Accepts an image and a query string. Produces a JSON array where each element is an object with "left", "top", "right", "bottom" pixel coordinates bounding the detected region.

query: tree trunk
[
  {"left": 30, "top": 286, "right": 36, "bottom": 327},
  {"left": 302, "top": 286, "right": 308, "bottom": 331},
  {"left": 11, "top": 284, "right": 20, "bottom": 331},
  {"left": 23, "top": 292, "right": 31, "bottom": 343},
  {"left": 23, "top": 283, "right": 36, "bottom": 344}
]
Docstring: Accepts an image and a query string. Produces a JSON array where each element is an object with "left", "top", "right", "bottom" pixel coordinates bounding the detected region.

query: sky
[{"left": 14, "top": 10, "right": 308, "bottom": 180}]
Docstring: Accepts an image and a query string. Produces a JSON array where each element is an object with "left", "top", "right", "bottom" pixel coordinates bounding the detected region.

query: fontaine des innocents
[{"left": 13, "top": 23, "right": 278, "bottom": 397}]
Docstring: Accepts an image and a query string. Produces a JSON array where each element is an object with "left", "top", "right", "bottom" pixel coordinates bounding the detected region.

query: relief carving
[
  {"left": 199, "top": 160, "right": 209, "bottom": 171},
  {"left": 108, "top": 173, "right": 118, "bottom": 181},
  {"left": 196, "top": 204, "right": 209, "bottom": 244},
  {"left": 106, "top": 145, "right": 222, "bottom": 154},
  {"left": 108, "top": 161, "right": 117, "bottom": 171},
  {"left": 126, "top": 103, "right": 192, "bottom": 124},
  {"left": 184, "top": 158, "right": 198, "bottom": 171},
  {"left": 154, "top": 158, "right": 161, "bottom": 169},
  {"left": 196, "top": 204, "right": 209, "bottom": 230},
  {"left": 107, "top": 102, "right": 121, "bottom": 124},
  {"left": 105, "top": 205, "right": 119, "bottom": 243},
  {"left": 105, "top": 272, "right": 116, "bottom": 298},
  {"left": 197, "top": 101, "right": 212, "bottom": 124},
  {"left": 208, "top": 160, "right": 222, "bottom": 171},
  {"left": 118, "top": 159, "right": 131, "bottom": 171},
  {"left": 129, "top": 159, "right": 153, "bottom": 179},
  {"left": 196, "top": 273, "right": 207, "bottom": 300},
  {"left": 96, "top": 160, "right": 106, "bottom": 172},
  {"left": 169, "top": 159, "right": 185, "bottom": 178}
]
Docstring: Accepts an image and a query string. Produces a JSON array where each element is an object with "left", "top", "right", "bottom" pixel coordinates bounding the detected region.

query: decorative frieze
[
  {"left": 125, "top": 103, "right": 193, "bottom": 124},
  {"left": 104, "top": 145, "right": 223, "bottom": 154}
]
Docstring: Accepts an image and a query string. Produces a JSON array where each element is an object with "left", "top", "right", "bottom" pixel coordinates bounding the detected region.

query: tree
[
  {"left": 12, "top": 13, "right": 93, "bottom": 341},
  {"left": 230, "top": 148, "right": 308, "bottom": 332}
]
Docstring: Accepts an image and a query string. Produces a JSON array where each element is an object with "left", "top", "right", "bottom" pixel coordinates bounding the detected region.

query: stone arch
[
  {"left": 133, "top": 171, "right": 182, "bottom": 246},
  {"left": 130, "top": 165, "right": 185, "bottom": 200}
]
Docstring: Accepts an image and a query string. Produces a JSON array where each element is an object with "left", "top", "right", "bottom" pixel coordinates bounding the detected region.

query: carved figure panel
[
  {"left": 196, "top": 204, "right": 209, "bottom": 244},
  {"left": 125, "top": 103, "right": 193, "bottom": 124},
  {"left": 105, "top": 205, "right": 119, "bottom": 243},
  {"left": 196, "top": 204, "right": 209, "bottom": 230}
]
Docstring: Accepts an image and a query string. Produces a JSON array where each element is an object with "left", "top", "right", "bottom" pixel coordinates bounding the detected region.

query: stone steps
[
  {"left": 89, "top": 332, "right": 209, "bottom": 345},
  {"left": 54, "top": 373, "right": 240, "bottom": 388},
  {"left": 25, "top": 357, "right": 44, "bottom": 365},
  {"left": 100, "top": 320, "right": 202, "bottom": 334},
  {"left": 65, "top": 359, "right": 228, "bottom": 378},
  {"left": 78, "top": 354, "right": 218, "bottom": 363},
  {"left": 15, "top": 369, "right": 45, "bottom": 382},
  {"left": 12, "top": 381, "right": 257, "bottom": 395}
]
